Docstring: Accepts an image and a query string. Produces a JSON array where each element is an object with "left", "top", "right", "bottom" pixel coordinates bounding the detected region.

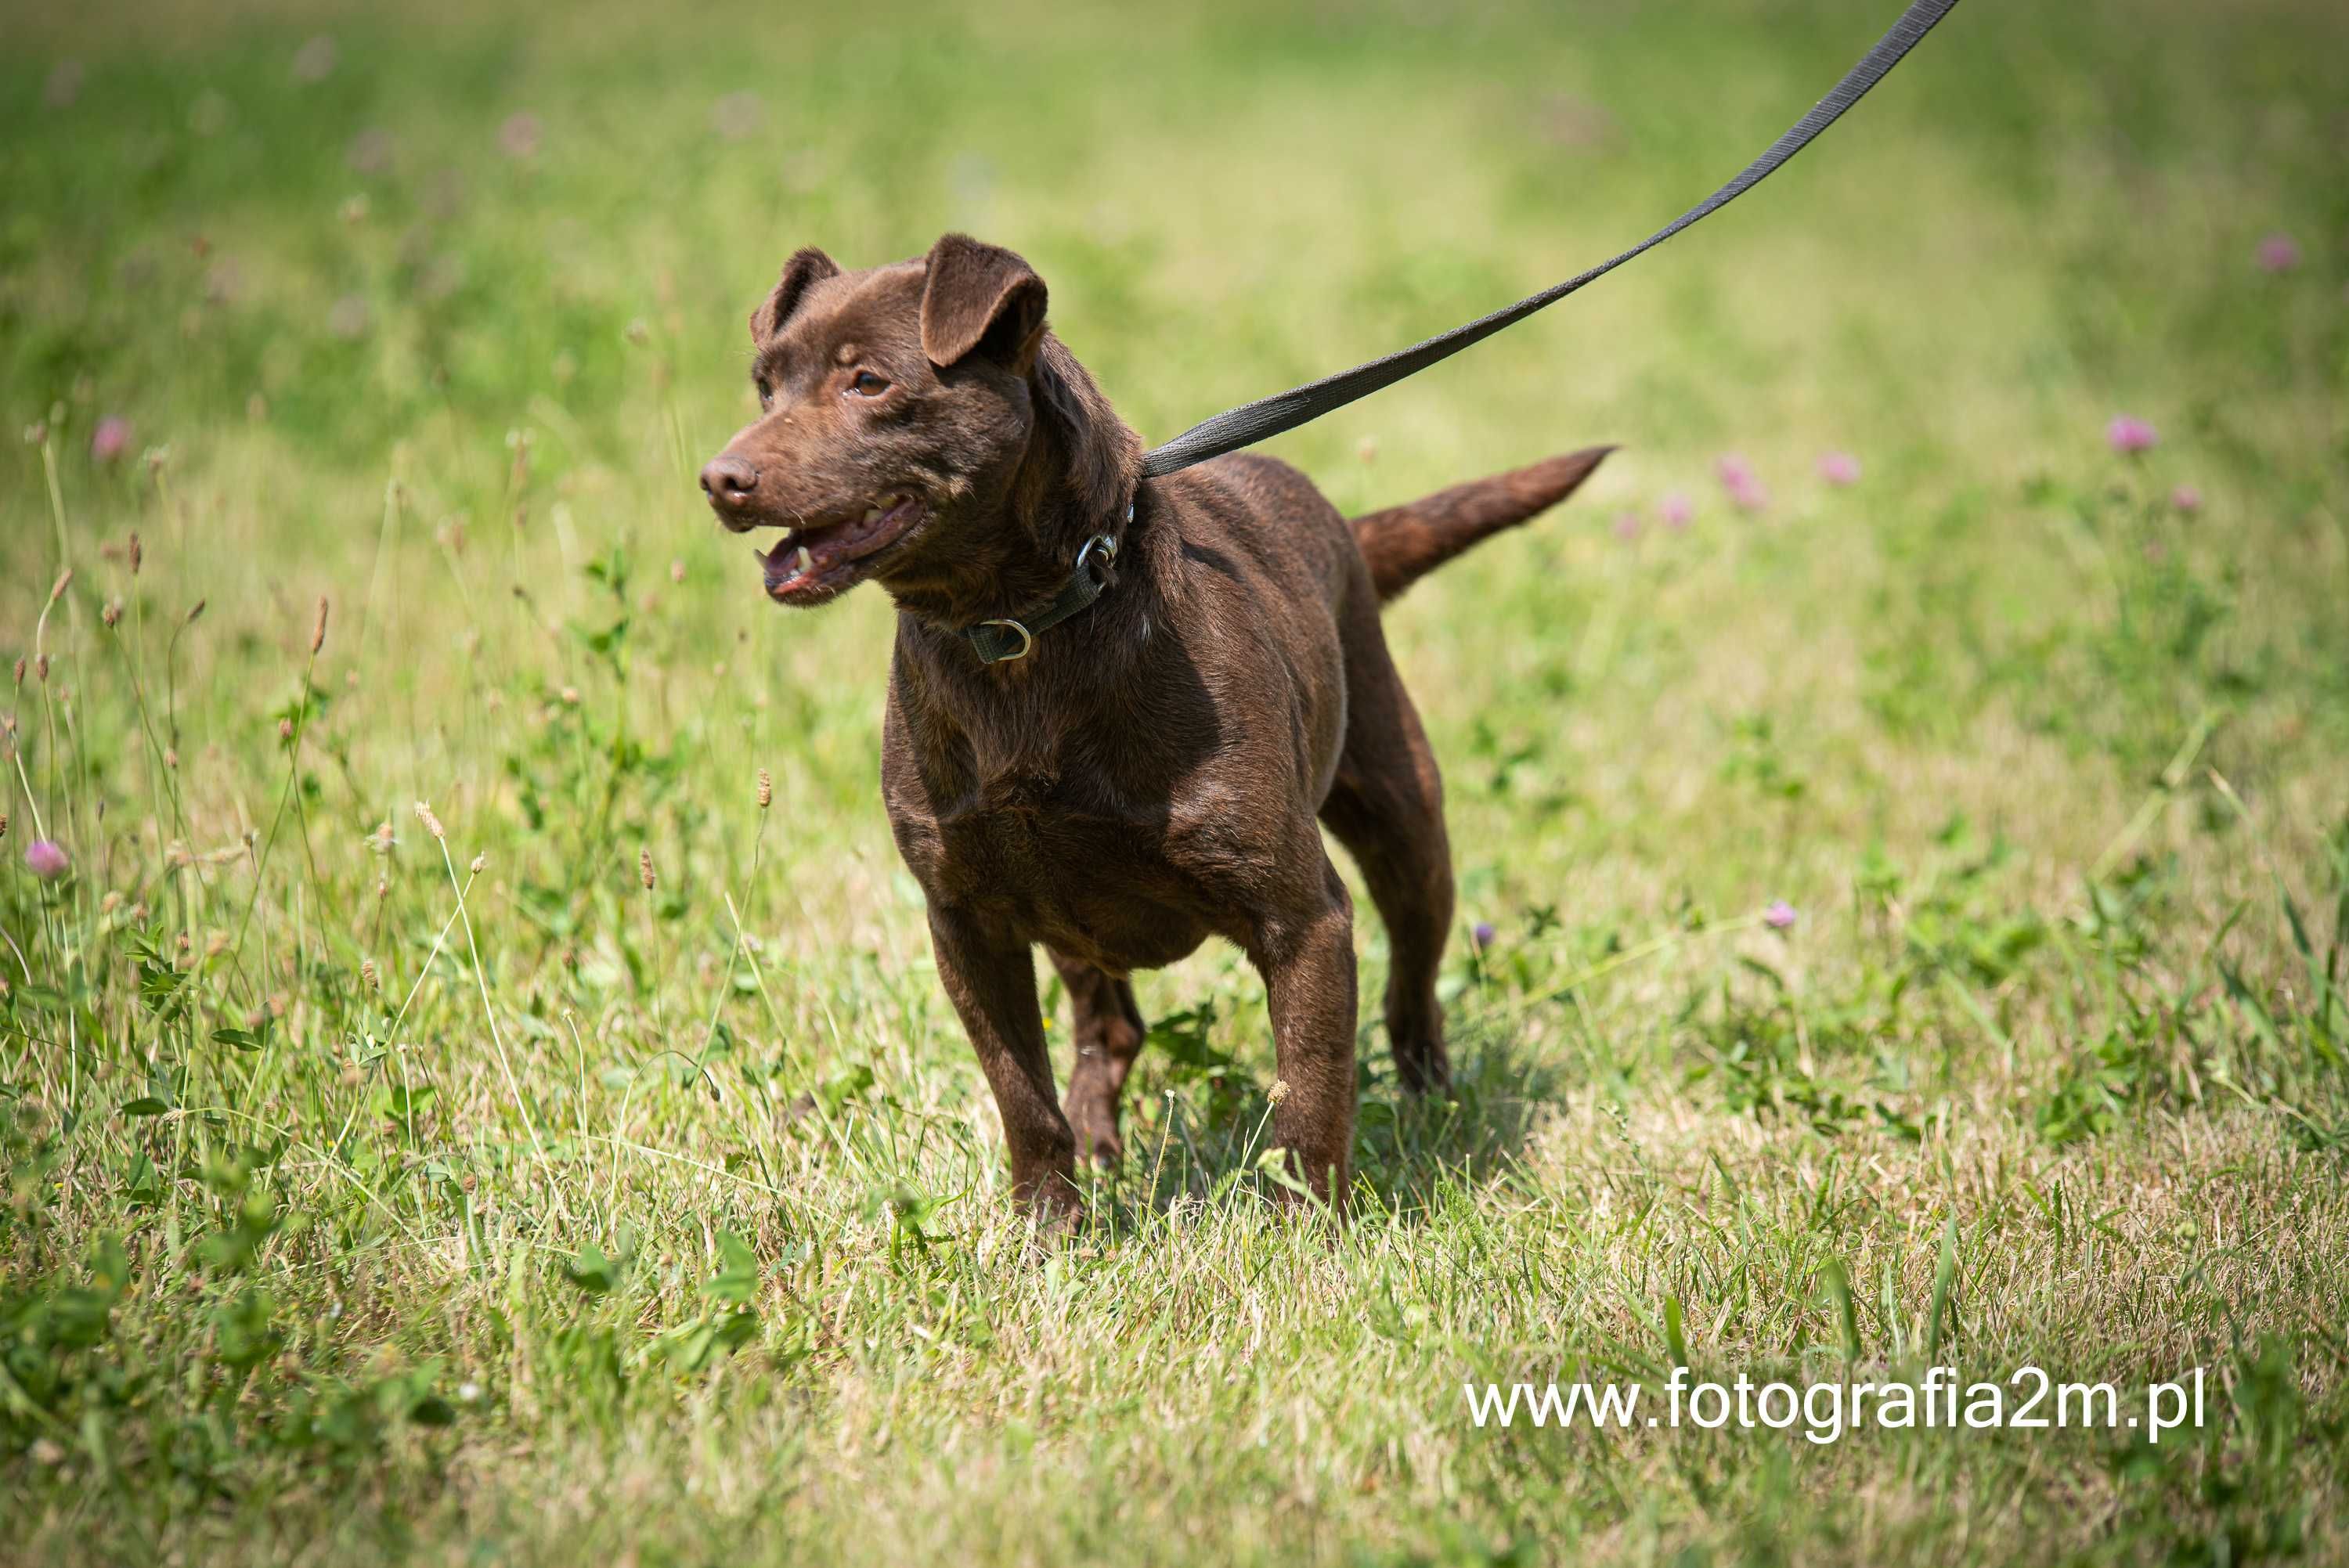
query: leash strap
[{"left": 1138, "top": 0, "right": 1963, "bottom": 479}]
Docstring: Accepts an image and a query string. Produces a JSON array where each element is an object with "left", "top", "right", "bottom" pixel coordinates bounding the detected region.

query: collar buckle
[{"left": 962, "top": 500, "right": 1135, "bottom": 667}]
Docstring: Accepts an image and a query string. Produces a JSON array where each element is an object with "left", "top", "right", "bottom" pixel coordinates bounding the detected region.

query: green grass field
[{"left": 5, "top": 0, "right": 2347, "bottom": 1561}]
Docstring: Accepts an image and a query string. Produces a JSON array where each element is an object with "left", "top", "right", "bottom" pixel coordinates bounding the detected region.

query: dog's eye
[
  {"left": 847, "top": 370, "right": 889, "bottom": 398},
  {"left": 755, "top": 378, "right": 773, "bottom": 409}
]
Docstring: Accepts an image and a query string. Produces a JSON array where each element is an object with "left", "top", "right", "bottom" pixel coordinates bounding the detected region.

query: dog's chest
[{"left": 887, "top": 750, "right": 1231, "bottom": 971}]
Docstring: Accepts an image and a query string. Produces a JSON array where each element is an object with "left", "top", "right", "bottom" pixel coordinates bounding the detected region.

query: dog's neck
[{"left": 884, "top": 336, "right": 1143, "bottom": 631}]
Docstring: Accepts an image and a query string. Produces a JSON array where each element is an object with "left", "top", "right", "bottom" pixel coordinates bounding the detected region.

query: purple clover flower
[
  {"left": 1716, "top": 454, "right": 1768, "bottom": 511},
  {"left": 1762, "top": 900, "right": 1797, "bottom": 931},
  {"left": 2255, "top": 233, "right": 2300, "bottom": 273},
  {"left": 90, "top": 416, "right": 132, "bottom": 463},
  {"left": 24, "top": 841, "right": 69, "bottom": 881},
  {"left": 2106, "top": 416, "right": 2157, "bottom": 455}
]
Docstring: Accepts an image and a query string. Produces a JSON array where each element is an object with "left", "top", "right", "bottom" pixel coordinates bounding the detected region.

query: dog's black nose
[{"left": 700, "top": 455, "right": 760, "bottom": 506}]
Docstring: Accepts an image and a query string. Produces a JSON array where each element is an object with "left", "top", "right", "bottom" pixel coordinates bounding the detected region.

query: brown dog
[{"left": 701, "top": 233, "right": 1606, "bottom": 1217}]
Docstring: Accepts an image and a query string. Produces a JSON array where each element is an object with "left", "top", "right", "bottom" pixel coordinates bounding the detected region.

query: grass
[{"left": 3, "top": 0, "right": 2348, "bottom": 1561}]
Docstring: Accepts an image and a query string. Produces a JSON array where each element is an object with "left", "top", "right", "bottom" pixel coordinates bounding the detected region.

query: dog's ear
[
  {"left": 750, "top": 247, "right": 840, "bottom": 344},
  {"left": 920, "top": 233, "right": 1048, "bottom": 373}
]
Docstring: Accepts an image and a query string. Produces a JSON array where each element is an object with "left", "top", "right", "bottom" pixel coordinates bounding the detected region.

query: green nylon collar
[{"left": 961, "top": 506, "right": 1131, "bottom": 666}]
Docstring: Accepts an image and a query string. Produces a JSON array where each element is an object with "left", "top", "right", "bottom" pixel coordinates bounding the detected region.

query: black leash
[
  {"left": 970, "top": 0, "right": 1961, "bottom": 665},
  {"left": 1138, "top": 0, "right": 1965, "bottom": 480}
]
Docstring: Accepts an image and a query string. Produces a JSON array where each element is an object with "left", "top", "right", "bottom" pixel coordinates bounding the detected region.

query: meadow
[{"left": 3, "top": 0, "right": 2347, "bottom": 1562}]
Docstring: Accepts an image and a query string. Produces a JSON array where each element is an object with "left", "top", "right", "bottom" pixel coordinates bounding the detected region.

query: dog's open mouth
[{"left": 750, "top": 492, "right": 926, "bottom": 604}]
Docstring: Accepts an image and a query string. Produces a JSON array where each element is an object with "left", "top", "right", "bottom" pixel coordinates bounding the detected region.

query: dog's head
[{"left": 700, "top": 233, "right": 1126, "bottom": 618}]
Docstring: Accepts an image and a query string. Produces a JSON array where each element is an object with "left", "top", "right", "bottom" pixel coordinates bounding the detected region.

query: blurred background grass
[
  {"left": 6, "top": 0, "right": 2344, "bottom": 898},
  {"left": 3, "top": 2, "right": 2348, "bottom": 1564}
]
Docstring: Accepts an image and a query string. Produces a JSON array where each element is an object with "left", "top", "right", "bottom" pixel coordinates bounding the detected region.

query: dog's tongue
[{"left": 755, "top": 496, "right": 920, "bottom": 597}]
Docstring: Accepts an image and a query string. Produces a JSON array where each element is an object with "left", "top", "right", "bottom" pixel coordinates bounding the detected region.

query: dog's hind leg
[
  {"left": 1319, "top": 610, "right": 1456, "bottom": 1096},
  {"left": 1048, "top": 947, "right": 1148, "bottom": 1167}
]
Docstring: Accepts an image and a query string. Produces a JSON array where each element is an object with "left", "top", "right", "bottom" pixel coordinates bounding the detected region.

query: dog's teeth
[
  {"left": 796, "top": 545, "right": 814, "bottom": 577},
  {"left": 861, "top": 506, "right": 882, "bottom": 524}
]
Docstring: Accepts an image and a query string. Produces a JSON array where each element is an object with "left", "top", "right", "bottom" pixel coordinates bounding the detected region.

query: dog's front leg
[
  {"left": 926, "top": 907, "right": 1081, "bottom": 1219},
  {"left": 1247, "top": 858, "right": 1360, "bottom": 1209}
]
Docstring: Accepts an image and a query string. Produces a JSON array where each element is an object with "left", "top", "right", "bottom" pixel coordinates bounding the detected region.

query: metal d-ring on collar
[{"left": 963, "top": 503, "right": 1131, "bottom": 666}]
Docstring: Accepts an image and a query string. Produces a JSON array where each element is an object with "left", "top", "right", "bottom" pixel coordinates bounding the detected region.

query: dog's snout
[{"left": 699, "top": 454, "right": 760, "bottom": 508}]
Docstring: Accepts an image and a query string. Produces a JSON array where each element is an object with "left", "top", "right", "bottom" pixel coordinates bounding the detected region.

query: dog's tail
[{"left": 1348, "top": 445, "right": 1613, "bottom": 604}]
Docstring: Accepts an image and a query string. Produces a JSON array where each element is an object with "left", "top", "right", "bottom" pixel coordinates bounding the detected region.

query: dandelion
[
  {"left": 189, "top": 91, "right": 231, "bottom": 139},
  {"left": 2106, "top": 415, "right": 2157, "bottom": 455},
  {"left": 2255, "top": 233, "right": 2300, "bottom": 273},
  {"left": 1817, "top": 451, "right": 1861, "bottom": 486},
  {"left": 347, "top": 127, "right": 396, "bottom": 177},
  {"left": 1763, "top": 899, "right": 1798, "bottom": 930},
  {"left": 756, "top": 768, "right": 773, "bottom": 809},
  {"left": 291, "top": 35, "right": 337, "bottom": 83},
  {"left": 24, "top": 841, "right": 69, "bottom": 881},
  {"left": 45, "top": 61, "right": 84, "bottom": 110},
  {"left": 499, "top": 111, "right": 542, "bottom": 160},
  {"left": 90, "top": 416, "right": 132, "bottom": 463},
  {"left": 710, "top": 91, "right": 763, "bottom": 142},
  {"left": 2171, "top": 485, "right": 2202, "bottom": 514},
  {"left": 414, "top": 802, "right": 446, "bottom": 840},
  {"left": 639, "top": 847, "right": 656, "bottom": 891}
]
